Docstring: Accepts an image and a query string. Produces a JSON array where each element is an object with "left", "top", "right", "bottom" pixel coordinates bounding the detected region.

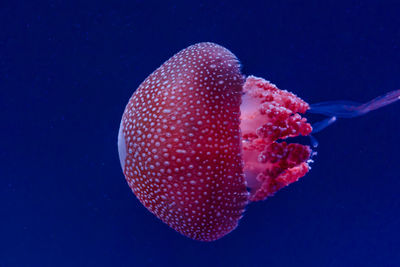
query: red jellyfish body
[{"left": 118, "top": 43, "right": 400, "bottom": 241}]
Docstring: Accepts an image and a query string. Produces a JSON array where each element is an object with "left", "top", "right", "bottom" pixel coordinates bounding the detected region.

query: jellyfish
[{"left": 118, "top": 43, "right": 400, "bottom": 241}]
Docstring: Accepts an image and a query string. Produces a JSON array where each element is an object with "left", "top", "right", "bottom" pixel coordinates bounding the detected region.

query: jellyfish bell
[{"left": 118, "top": 42, "right": 400, "bottom": 241}]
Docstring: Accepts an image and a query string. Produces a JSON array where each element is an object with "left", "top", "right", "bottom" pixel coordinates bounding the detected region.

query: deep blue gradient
[{"left": 1, "top": 1, "right": 399, "bottom": 266}]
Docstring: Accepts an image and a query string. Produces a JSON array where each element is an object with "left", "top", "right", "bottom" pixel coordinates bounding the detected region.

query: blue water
[{"left": 1, "top": 1, "right": 399, "bottom": 266}]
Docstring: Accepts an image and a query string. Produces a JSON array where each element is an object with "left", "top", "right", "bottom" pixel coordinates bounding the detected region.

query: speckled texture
[{"left": 119, "top": 43, "right": 249, "bottom": 241}]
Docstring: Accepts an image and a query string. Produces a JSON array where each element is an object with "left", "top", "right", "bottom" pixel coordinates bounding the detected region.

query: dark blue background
[{"left": 1, "top": 1, "right": 399, "bottom": 266}]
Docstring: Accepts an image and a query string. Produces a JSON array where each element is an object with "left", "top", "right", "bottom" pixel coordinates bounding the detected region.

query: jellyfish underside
[{"left": 239, "top": 75, "right": 400, "bottom": 201}]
